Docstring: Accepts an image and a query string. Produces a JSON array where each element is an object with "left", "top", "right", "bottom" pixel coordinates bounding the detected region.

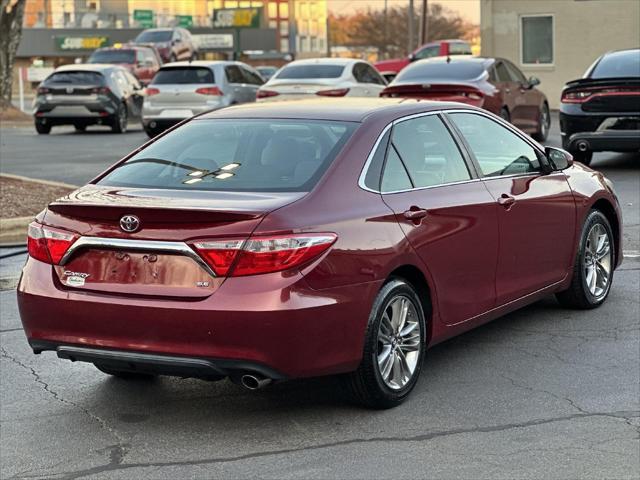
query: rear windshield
[
  {"left": 152, "top": 67, "right": 214, "bottom": 84},
  {"left": 275, "top": 65, "right": 345, "bottom": 79},
  {"left": 395, "top": 61, "right": 486, "bottom": 83},
  {"left": 88, "top": 50, "right": 135, "bottom": 64},
  {"left": 98, "top": 119, "right": 357, "bottom": 192},
  {"left": 45, "top": 71, "right": 104, "bottom": 84},
  {"left": 590, "top": 50, "right": 640, "bottom": 79},
  {"left": 135, "top": 30, "right": 172, "bottom": 42}
]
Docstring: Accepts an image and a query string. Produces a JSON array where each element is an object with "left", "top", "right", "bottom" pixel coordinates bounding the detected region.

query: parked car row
[{"left": 33, "top": 39, "right": 639, "bottom": 162}]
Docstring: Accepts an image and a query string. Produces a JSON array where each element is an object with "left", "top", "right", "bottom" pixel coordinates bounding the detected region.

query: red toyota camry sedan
[{"left": 18, "top": 99, "right": 622, "bottom": 408}]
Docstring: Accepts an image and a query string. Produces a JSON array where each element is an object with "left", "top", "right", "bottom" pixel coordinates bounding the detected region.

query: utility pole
[
  {"left": 383, "top": 0, "right": 388, "bottom": 59},
  {"left": 420, "top": 0, "right": 428, "bottom": 45},
  {"left": 407, "top": 0, "right": 414, "bottom": 55}
]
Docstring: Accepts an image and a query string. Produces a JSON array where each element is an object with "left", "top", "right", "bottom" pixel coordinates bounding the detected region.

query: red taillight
[
  {"left": 192, "top": 233, "right": 337, "bottom": 277},
  {"left": 256, "top": 89, "right": 280, "bottom": 99},
  {"left": 27, "top": 222, "right": 78, "bottom": 265},
  {"left": 145, "top": 87, "right": 160, "bottom": 96},
  {"left": 195, "top": 86, "right": 223, "bottom": 96},
  {"left": 316, "top": 88, "right": 350, "bottom": 97},
  {"left": 561, "top": 90, "right": 593, "bottom": 103},
  {"left": 91, "top": 86, "right": 111, "bottom": 95}
]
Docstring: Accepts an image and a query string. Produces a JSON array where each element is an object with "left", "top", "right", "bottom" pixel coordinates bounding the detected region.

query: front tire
[
  {"left": 344, "top": 278, "right": 426, "bottom": 409},
  {"left": 532, "top": 103, "right": 550, "bottom": 142},
  {"left": 556, "top": 210, "right": 614, "bottom": 309},
  {"left": 111, "top": 103, "right": 128, "bottom": 133}
]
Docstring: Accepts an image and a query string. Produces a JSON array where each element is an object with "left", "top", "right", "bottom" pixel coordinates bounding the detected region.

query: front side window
[
  {"left": 449, "top": 113, "right": 541, "bottom": 177},
  {"left": 521, "top": 15, "right": 553, "bottom": 65},
  {"left": 98, "top": 119, "right": 357, "bottom": 192},
  {"left": 391, "top": 115, "right": 471, "bottom": 189}
]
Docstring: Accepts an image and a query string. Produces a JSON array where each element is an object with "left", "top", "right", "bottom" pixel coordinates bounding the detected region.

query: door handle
[
  {"left": 498, "top": 194, "right": 516, "bottom": 208},
  {"left": 403, "top": 208, "right": 429, "bottom": 221}
]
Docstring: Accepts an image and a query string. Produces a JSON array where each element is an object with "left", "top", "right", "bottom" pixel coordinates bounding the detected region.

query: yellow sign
[{"left": 56, "top": 36, "right": 110, "bottom": 51}]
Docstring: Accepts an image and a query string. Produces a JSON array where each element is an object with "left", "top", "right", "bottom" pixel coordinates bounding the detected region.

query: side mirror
[
  {"left": 545, "top": 146, "right": 573, "bottom": 171},
  {"left": 408, "top": 53, "right": 416, "bottom": 62},
  {"left": 528, "top": 76, "right": 541, "bottom": 88}
]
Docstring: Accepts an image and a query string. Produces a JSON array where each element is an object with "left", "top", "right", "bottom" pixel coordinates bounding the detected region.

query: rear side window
[
  {"left": 225, "top": 65, "right": 244, "bottom": 83},
  {"left": 152, "top": 67, "right": 214, "bottom": 84},
  {"left": 45, "top": 71, "right": 104, "bottom": 84},
  {"left": 88, "top": 50, "right": 136, "bottom": 64},
  {"left": 98, "top": 119, "right": 357, "bottom": 192},
  {"left": 395, "top": 61, "right": 486, "bottom": 83},
  {"left": 381, "top": 147, "right": 412, "bottom": 193},
  {"left": 276, "top": 65, "right": 345, "bottom": 79},
  {"left": 449, "top": 42, "right": 471, "bottom": 55},
  {"left": 590, "top": 50, "right": 640, "bottom": 78},
  {"left": 391, "top": 116, "right": 470, "bottom": 189}
]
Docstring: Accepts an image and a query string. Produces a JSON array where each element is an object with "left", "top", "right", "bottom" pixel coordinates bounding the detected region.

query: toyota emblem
[{"left": 119, "top": 215, "right": 140, "bottom": 233}]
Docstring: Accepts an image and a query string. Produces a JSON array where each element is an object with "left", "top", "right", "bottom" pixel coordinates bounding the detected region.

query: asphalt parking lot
[{"left": 0, "top": 115, "right": 639, "bottom": 478}]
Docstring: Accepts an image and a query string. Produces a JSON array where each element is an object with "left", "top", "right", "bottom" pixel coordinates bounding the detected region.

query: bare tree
[{"left": 0, "top": 0, "right": 27, "bottom": 110}]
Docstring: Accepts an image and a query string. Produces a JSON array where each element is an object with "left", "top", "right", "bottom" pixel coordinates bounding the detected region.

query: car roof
[
  {"left": 413, "top": 56, "right": 494, "bottom": 68},
  {"left": 198, "top": 98, "right": 476, "bottom": 123},
  {"left": 54, "top": 63, "right": 123, "bottom": 73},
  {"left": 283, "top": 58, "right": 365, "bottom": 67},
  {"left": 158, "top": 60, "right": 240, "bottom": 69},
  {"left": 138, "top": 28, "right": 174, "bottom": 32}
]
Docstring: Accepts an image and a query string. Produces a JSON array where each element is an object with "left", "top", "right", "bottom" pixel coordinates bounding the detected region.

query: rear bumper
[
  {"left": 31, "top": 342, "right": 286, "bottom": 380},
  {"left": 18, "top": 258, "right": 379, "bottom": 379},
  {"left": 559, "top": 110, "right": 640, "bottom": 153}
]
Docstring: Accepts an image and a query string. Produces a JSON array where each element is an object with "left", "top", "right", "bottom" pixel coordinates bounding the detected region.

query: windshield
[
  {"left": 88, "top": 50, "right": 135, "bottom": 64},
  {"left": 152, "top": 67, "right": 215, "bottom": 84},
  {"left": 45, "top": 71, "right": 104, "bottom": 84},
  {"left": 275, "top": 65, "right": 345, "bottom": 79},
  {"left": 98, "top": 119, "right": 357, "bottom": 192},
  {"left": 395, "top": 61, "right": 486, "bottom": 83},
  {"left": 590, "top": 50, "right": 640, "bottom": 79},
  {"left": 135, "top": 30, "right": 172, "bottom": 42}
]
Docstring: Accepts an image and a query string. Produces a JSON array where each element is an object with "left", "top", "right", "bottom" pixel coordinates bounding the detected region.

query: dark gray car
[{"left": 33, "top": 64, "right": 144, "bottom": 134}]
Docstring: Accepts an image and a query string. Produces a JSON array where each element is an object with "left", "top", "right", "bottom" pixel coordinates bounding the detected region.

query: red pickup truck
[{"left": 374, "top": 39, "right": 472, "bottom": 80}]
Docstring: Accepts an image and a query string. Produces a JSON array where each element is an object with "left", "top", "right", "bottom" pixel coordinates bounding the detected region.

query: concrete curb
[
  {"left": 0, "top": 275, "right": 20, "bottom": 291},
  {"left": 0, "top": 173, "right": 78, "bottom": 190}
]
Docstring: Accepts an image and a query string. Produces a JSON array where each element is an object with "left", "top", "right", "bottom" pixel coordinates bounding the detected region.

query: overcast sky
[{"left": 327, "top": 0, "right": 480, "bottom": 24}]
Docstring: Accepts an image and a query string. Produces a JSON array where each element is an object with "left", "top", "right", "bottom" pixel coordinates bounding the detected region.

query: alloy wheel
[
  {"left": 376, "top": 295, "right": 422, "bottom": 390},
  {"left": 583, "top": 223, "right": 612, "bottom": 299}
]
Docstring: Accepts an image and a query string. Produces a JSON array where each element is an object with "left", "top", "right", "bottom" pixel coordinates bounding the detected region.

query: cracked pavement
[{"left": 1, "top": 120, "right": 639, "bottom": 479}]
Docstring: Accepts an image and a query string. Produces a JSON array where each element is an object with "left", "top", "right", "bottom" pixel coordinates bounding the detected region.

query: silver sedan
[{"left": 142, "top": 60, "right": 264, "bottom": 137}]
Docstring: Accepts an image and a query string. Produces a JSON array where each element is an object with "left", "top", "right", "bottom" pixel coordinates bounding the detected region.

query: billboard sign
[
  {"left": 55, "top": 36, "right": 109, "bottom": 51},
  {"left": 212, "top": 8, "right": 262, "bottom": 28}
]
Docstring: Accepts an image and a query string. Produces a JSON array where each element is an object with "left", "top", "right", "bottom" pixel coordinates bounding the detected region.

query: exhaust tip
[
  {"left": 240, "top": 374, "right": 271, "bottom": 390},
  {"left": 576, "top": 140, "right": 589, "bottom": 152}
]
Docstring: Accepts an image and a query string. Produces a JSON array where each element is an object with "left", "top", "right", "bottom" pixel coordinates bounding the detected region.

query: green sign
[
  {"left": 212, "top": 8, "right": 262, "bottom": 28},
  {"left": 55, "top": 36, "right": 109, "bottom": 51},
  {"left": 176, "top": 15, "right": 193, "bottom": 28},
  {"left": 133, "top": 9, "right": 155, "bottom": 28}
]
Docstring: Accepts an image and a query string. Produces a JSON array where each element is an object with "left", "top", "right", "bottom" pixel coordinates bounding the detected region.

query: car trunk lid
[
  {"left": 43, "top": 185, "right": 305, "bottom": 298},
  {"left": 381, "top": 82, "right": 484, "bottom": 107}
]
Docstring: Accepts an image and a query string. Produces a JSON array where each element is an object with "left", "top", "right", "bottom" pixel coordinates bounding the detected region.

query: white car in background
[{"left": 256, "top": 58, "right": 388, "bottom": 101}]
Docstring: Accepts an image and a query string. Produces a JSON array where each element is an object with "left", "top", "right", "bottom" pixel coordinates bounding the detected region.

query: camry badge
[{"left": 120, "top": 215, "right": 140, "bottom": 233}]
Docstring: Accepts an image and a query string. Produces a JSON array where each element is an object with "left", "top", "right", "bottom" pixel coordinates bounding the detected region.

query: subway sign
[
  {"left": 56, "top": 36, "right": 110, "bottom": 51},
  {"left": 212, "top": 8, "right": 262, "bottom": 28}
]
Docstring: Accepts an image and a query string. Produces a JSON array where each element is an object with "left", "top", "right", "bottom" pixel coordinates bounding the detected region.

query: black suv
[
  {"left": 34, "top": 64, "right": 144, "bottom": 134},
  {"left": 560, "top": 48, "right": 640, "bottom": 165}
]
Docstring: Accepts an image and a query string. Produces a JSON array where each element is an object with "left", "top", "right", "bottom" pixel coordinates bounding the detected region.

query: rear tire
[
  {"left": 35, "top": 121, "right": 51, "bottom": 134},
  {"left": 95, "top": 363, "right": 155, "bottom": 380},
  {"left": 532, "top": 103, "right": 550, "bottom": 142},
  {"left": 344, "top": 278, "right": 426, "bottom": 409},
  {"left": 556, "top": 210, "right": 614, "bottom": 309},
  {"left": 570, "top": 150, "right": 593, "bottom": 166},
  {"left": 111, "top": 103, "right": 128, "bottom": 133},
  {"left": 499, "top": 107, "right": 511, "bottom": 123}
]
